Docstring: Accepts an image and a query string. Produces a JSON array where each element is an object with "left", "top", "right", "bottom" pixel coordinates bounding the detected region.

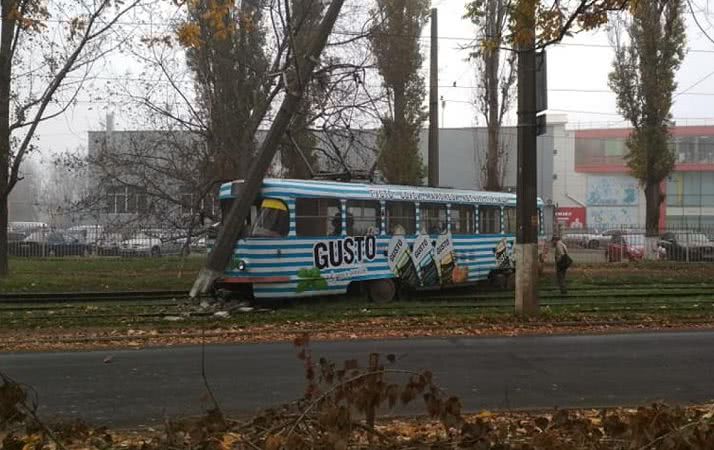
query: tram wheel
[{"left": 367, "top": 279, "right": 396, "bottom": 303}]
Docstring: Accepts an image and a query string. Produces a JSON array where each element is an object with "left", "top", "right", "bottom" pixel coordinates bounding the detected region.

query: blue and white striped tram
[{"left": 215, "top": 178, "right": 545, "bottom": 301}]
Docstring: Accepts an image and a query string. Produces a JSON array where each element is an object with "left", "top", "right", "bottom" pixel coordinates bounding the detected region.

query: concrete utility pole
[
  {"left": 190, "top": 0, "right": 346, "bottom": 297},
  {"left": 428, "top": 8, "right": 439, "bottom": 188},
  {"left": 514, "top": 4, "right": 539, "bottom": 315}
]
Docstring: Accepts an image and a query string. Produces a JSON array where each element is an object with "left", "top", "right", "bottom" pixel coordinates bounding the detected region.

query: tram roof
[{"left": 219, "top": 178, "right": 544, "bottom": 207}]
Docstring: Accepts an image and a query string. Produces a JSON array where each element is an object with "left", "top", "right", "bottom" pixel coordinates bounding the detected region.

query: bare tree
[
  {"left": 69, "top": 1, "right": 382, "bottom": 257},
  {"left": 465, "top": 0, "right": 517, "bottom": 192},
  {"left": 0, "top": 0, "right": 141, "bottom": 276},
  {"left": 36, "top": 154, "right": 90, "bottom": 227}
]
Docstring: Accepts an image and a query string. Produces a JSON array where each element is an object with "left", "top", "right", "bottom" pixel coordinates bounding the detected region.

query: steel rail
[{"left": 0, "top": 290, "right": 188, "bottom": 304}]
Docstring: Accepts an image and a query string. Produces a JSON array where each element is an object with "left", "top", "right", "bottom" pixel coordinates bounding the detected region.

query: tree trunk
[
  {"left": 644, "top": 181, "right": 661, "bottom": 236},
  {"left": 0, "top": 1, "right": 16, "bottom": 277},
  {"left": 387, "top": 85, "right": 407, "bottom": 183},
  {"left": 484, "top": 38, "right": 501, "bottom": 191},
  {"left": 393, "top": 85, "right": 405, "bottom": 130},
  {"left": 485, "top": 123, "right": 500, "bottom": 191},
  {"left": 0, "top": 198, "right": 7, "bottom": 277},
  {"left": 643, "top": 181, "right": 662, "bottom": 260}
]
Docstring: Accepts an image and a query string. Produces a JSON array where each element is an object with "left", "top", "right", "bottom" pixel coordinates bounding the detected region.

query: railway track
[
  {"left": 0, "top": 290, "right": 188, "bottom": 304},
  {"left": 1, "top": 284, "right": 713, "bottom": 325},
  {"left": 0, "top": 279, "right": 710, "bottom": 303}
]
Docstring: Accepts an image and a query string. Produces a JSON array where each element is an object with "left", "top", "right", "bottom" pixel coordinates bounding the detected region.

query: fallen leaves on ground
[
  {"left": 3, "top": 314, "right": 714, "bottom": 352},
  {"left": 3, "top": 404, "right": 714, "bottom": 449}
]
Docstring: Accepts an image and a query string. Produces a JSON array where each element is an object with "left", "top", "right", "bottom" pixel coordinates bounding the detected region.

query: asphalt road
[{"left": 3, "top": 331, "right": 714, "bottom": 427}]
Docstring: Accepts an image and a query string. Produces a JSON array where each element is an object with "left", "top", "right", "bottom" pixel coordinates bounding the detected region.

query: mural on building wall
[
  {"left": 587, "top": 207, "right": 638, "bottom": 231},
  {"left": 586, "top": 175, "right": 639, "bottom": 206}
]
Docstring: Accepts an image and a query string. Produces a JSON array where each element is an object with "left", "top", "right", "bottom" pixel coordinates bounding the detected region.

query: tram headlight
[{"left": 237, "top": 260, "right": 247, "bottom": 271}]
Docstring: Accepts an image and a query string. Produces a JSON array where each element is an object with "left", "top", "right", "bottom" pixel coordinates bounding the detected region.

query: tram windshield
[{"left": 250, "top": 198, "right": 289, "bottom": 237}]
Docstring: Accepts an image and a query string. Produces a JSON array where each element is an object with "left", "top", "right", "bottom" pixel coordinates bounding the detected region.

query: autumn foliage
[{"left": 4, "top": 336, "right": 714, "bottom": 449}]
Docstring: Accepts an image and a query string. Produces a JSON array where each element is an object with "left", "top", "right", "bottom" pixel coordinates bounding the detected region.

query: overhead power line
[{"left": 35, "top": 17, "right": 714, "bottom": 54}]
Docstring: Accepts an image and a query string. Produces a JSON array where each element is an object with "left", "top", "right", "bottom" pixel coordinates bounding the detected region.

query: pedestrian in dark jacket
[{"left": 552, "top": 235, "right": 571, "bottom": 294}]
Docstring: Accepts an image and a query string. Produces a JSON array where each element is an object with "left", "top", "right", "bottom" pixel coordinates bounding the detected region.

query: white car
[
  {"left": 120, "top": 232, "right": 164, "bottom": 257},
  {"left": 562, "top": 230, "right": 606, "bottom": 249},
  {"left": 120, "top": 230, "right": 186, "bottom": 257}
]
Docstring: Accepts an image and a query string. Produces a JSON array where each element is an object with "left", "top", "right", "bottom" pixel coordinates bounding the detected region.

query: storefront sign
[{"left": 555, "top": 207, "right": 587, "bottom": 228}]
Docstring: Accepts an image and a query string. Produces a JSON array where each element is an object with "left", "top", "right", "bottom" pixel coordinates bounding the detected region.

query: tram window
[
  {"left": 346, "top": 200, "right": 380, "bottom": 235},
  {"left": 250, "top": 199, "right": 289, "bottom": 237},
  {"left": 450, "top": 205, "right": 474, "bottom": 234},
  {"left": 386, "top": 202, "right": 416, "bottom": 235},
  {"left": 504, "top": 207, "right": 517, "bottom": 234},
  {"left": 479, "top": 206, "right": 501, "bottom": 234},
  {"left": 420, "top": 203, "right": 447, "bottom": 234},
  {"left": 295, "top": 198, "right": 341, "bottom": 237}
]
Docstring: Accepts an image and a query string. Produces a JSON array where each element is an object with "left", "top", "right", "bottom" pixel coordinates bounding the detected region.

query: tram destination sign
[{"left": 368, "top": 187, "right": 510, "bottom": 204}]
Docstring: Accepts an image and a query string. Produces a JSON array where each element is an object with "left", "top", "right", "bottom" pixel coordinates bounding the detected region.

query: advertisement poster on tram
[
  {"left": 386, "top": 236, "right": 420, "bottom": 287},
  {"left": 412, "top": 235, "right": 439, "bottom": 286},
  {"left": 387, "top": 232, "right": 469, "bottom": 286}
]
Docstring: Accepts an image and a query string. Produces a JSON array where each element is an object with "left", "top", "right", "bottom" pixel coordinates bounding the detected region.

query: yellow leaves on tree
[
  {"left": 6, "top": 2, "right": 49, "bottom": 33},
  {"left": 177, "top": 22, "right": 202, "bottom": 48},
  {"left": 200, "top": 0, "right": 233, "bottom": 40},
  {"left": 176, "top": 0, "right": 244, "bottom": 49},
  {"left": 511, "top": 0, "right": 537, "bottom": 46},
  {"left": 500, "top": 0, "right": 632, "bottom": 48}
]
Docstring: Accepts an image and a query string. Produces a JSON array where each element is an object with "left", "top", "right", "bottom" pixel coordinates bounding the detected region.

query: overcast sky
[{"left": 32, "top": 0, "right": 714, "bottom": 162}]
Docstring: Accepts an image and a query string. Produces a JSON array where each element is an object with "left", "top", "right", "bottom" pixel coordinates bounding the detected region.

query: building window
[
  {"left": 106, "top": 186, "right": 149, "bottom": 214},
  {"left": 106, "top": 186, "right": 126, "bottom": 214},
  {"left": 180, "top": 193, "right": 193, "bottom": 215},
  {"left": 450, "top": 205, "right": 474, "bottom": 234},
  {"left": 295, "top": 198, "right": 341, "bottom": 237},
  {"left": 479, "top": 206, "right": 501, "bottom": 234},
  {"left": 346, "top": 200, "right": 380, "bottom": 235},
  {"left": 386, "top": 202, "right": 416, "bottom": 235},
  {"left": 420, "top": 203, "right": 447, "bottom": 234},
  {"left": 675, "top": 137, "right": 698, "bottom": 163}
]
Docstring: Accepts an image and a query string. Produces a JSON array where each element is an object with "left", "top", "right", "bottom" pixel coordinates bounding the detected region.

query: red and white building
[{"left": 553, "top": 125, "right": 714, "bottom": 231}]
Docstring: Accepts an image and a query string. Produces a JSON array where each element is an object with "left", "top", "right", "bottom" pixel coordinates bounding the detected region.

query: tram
[{"left": 214, "top": 178, "right": 545, "bottom": 302}]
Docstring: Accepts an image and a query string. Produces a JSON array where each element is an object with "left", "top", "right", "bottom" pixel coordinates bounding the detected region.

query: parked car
[
  {"left": 67, "top": 225, "right": 104, "bottom": 244},
  {"left": 659, "top": 232, "right": 714, "bottom": 261},
  {"left": 119, "top": 229, "right": 184, "bottom": 257},
  {"left": 66, "top": 225, "right": 125, "bottom": 256},
  {"left": 8, "top": 221, "right": 48, "bottom": 234},
  {"left": 562, "top": 230, "right": 606, "bottom": 249},
  {"left": 120, "top": 232, "right": 162, "bottom": 257},
  {"left": 10, "top": 230, "right": 91, "bottom": 257},
  {"left": 7, "top": 230, "right": 28, "bottom": 255},
  {"left": 605, "top": 233, "right": 645, "bottom": 262},
  {"left": 96, "top": 232, "right": 124, "bottom": 256}
]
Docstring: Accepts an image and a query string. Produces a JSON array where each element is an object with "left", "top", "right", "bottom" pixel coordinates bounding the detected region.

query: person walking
[{"left": 552, "top": 235, "right": 572, "bottom": 294}]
